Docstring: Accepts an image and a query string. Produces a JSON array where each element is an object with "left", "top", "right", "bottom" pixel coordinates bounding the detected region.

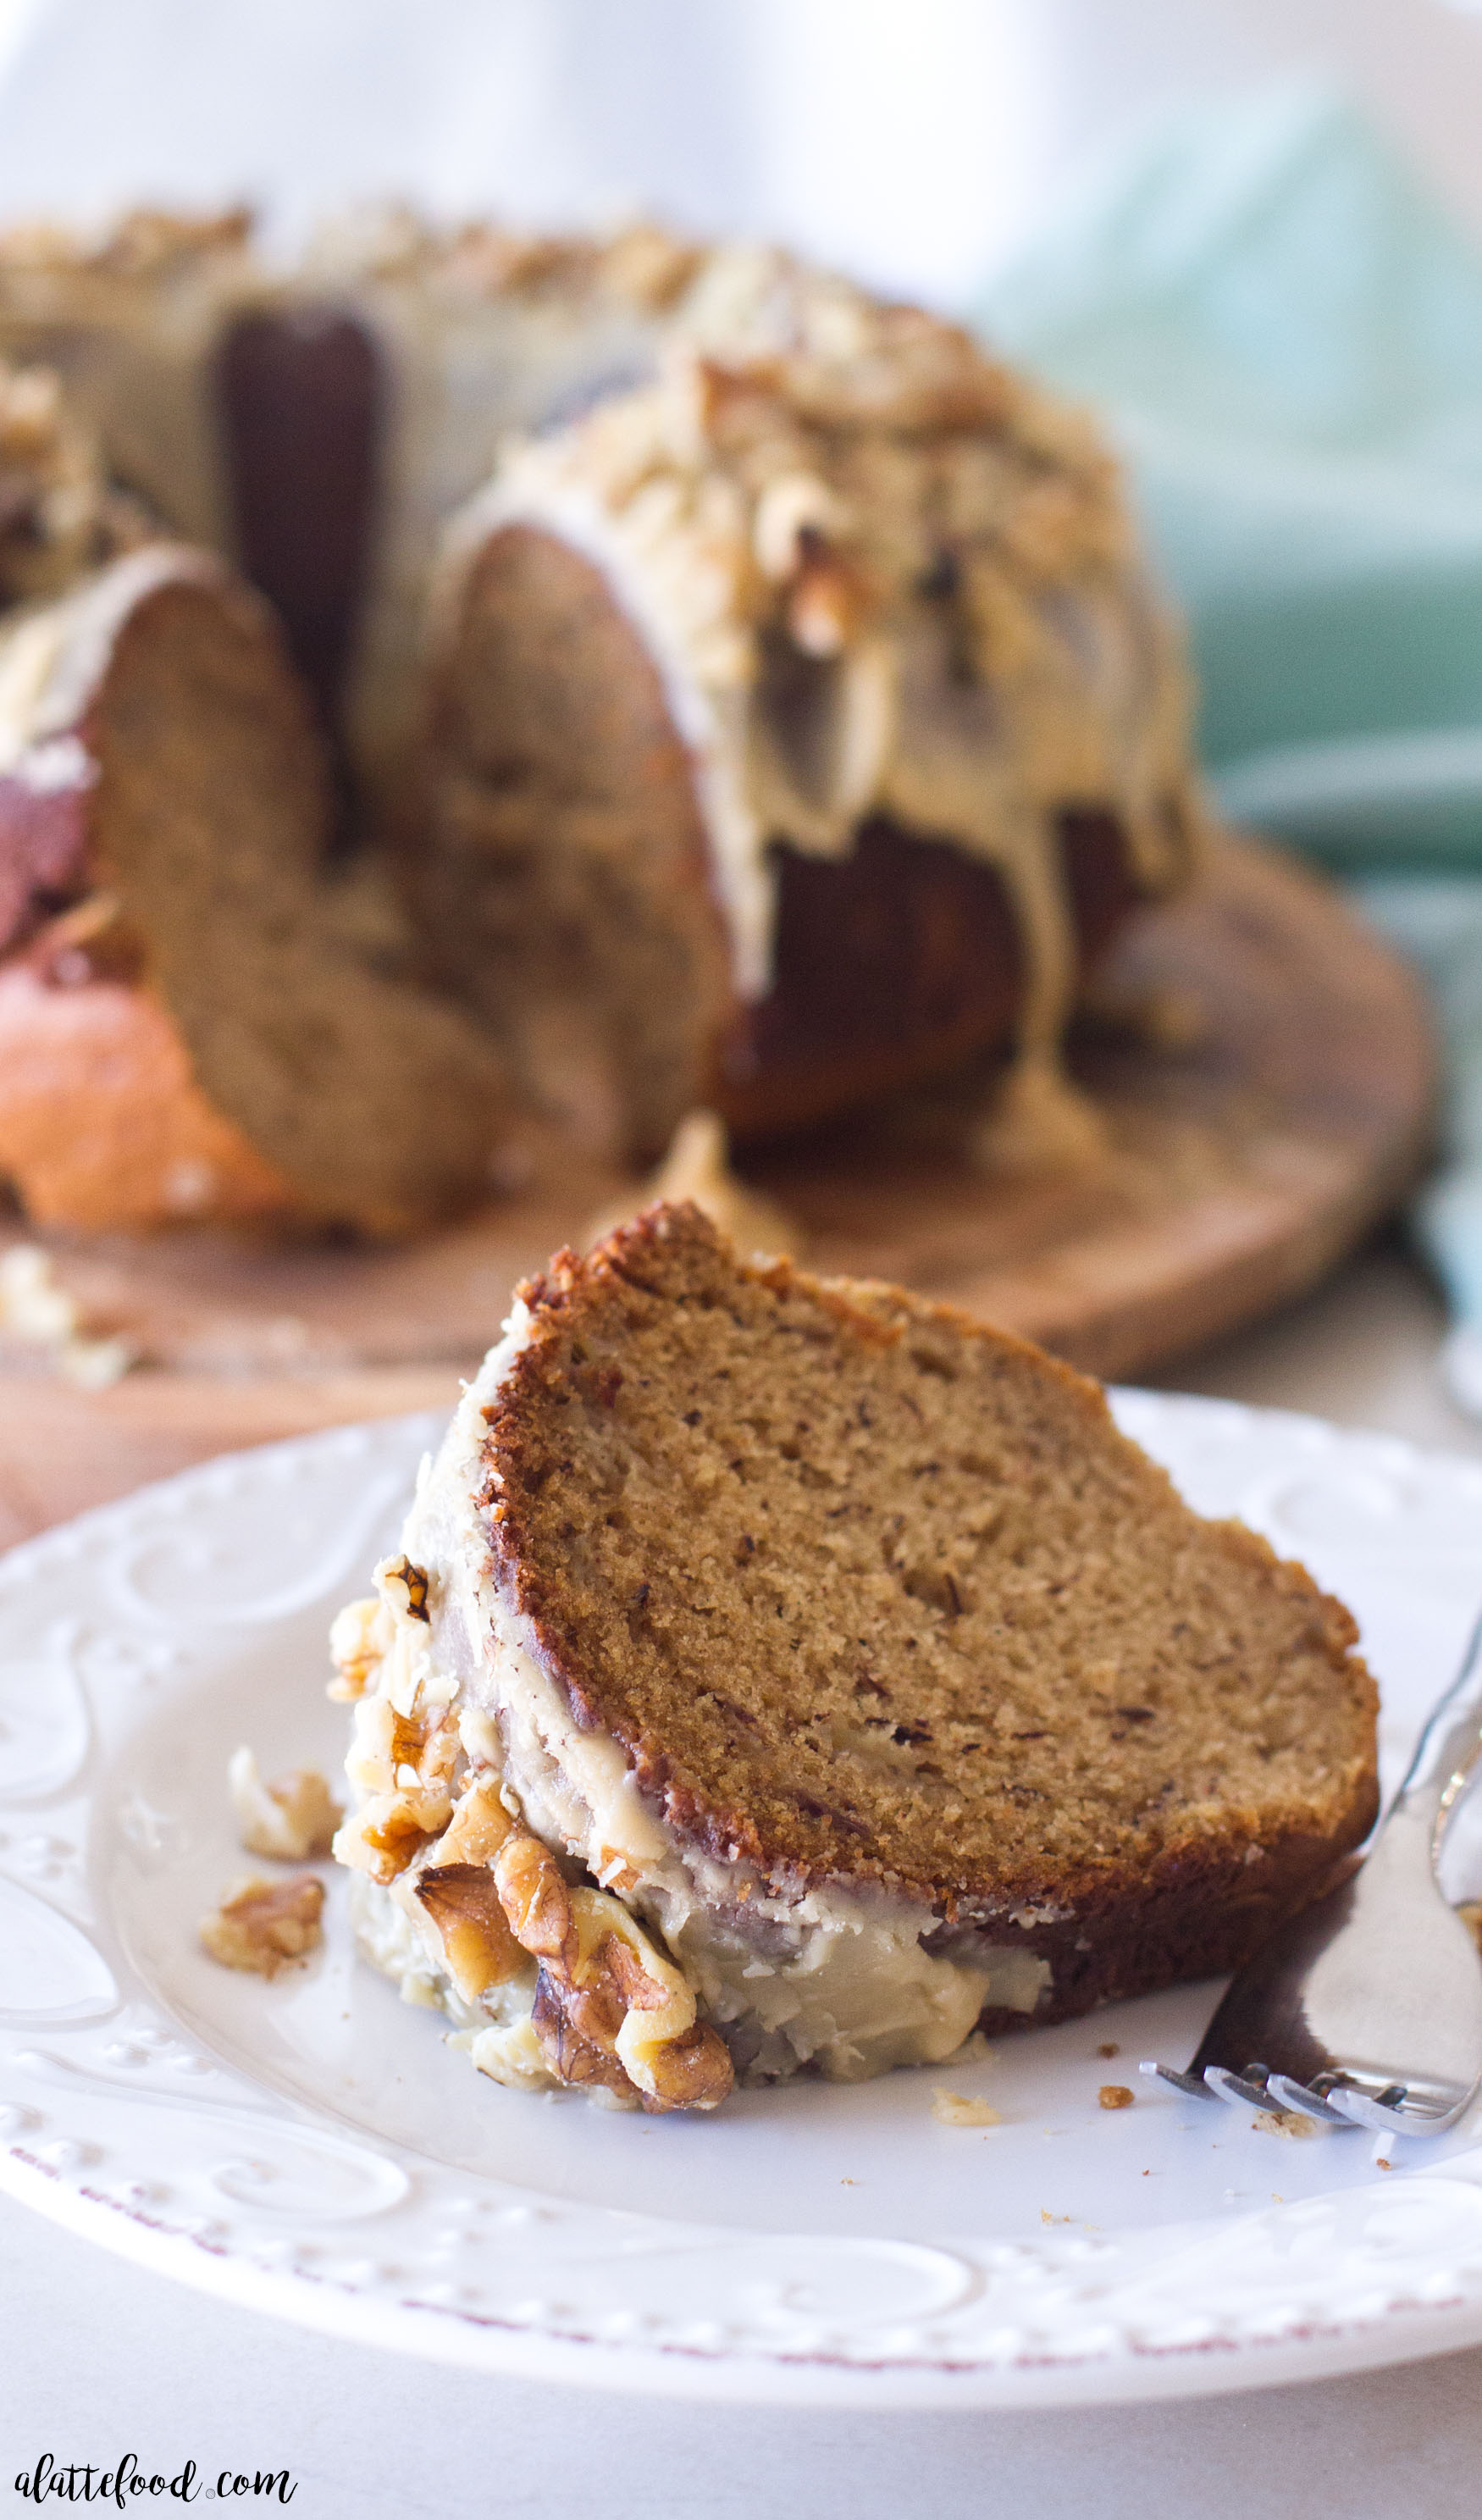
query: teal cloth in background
[
  {"left": 976, "top": 86, "right": 1482, "bottom": 1336},
  {"left": 1358, "top": 878, "right": 1482, "bottom": 1324}
]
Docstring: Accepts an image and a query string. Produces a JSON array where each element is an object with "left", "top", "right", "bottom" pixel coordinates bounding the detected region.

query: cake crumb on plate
[
  {"left": 1253, "top": 2107, "right": 1320, "bottom": 2139},
  {"left": 932, "top": 2089, "right": 1003, "bottom": 2128}
]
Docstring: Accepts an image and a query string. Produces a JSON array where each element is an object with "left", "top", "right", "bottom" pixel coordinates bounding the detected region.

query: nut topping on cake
[
  {"left": 381, "top": 1554, "right": 430, "bottom": 1622},
  {"left": 413, "top": 1864, "right": 528, "bottom": 2000},
  {"left": 490, "top": 1833, "right": 733, "bottom": 2112},
  {"left": 0, "top": 358, "right": 110, "bottom": 605}
]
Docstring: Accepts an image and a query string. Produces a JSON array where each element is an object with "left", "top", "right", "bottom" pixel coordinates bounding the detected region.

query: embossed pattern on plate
[{"left": 4, "top": 1399, "right": 1482, "bottom": 2408}]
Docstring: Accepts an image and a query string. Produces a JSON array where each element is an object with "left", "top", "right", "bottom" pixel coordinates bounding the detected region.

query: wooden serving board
[{"left": 0, "top": 833, "right": 1435, "bottom": 1544}]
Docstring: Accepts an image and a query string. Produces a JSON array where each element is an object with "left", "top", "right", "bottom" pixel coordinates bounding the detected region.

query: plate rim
[
  {"left": 6, "top": 1396, "right": 1482, "bottom": 2410},
  {"left": 12, "top": 2140, "right": 1482, "bottom": 2409}
]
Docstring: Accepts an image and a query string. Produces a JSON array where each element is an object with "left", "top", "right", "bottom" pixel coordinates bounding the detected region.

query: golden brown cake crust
[
  {"left": 412, "top": 518, "right": 733, "bottom": 1155},
  {"left": 0, "top": 551, "right": 517, "bottom": 1237},
  {"left": 473, "top": 1204, "right": 1379, "bottom": 2019},
  {"left": 420, "top": 256, "right": 1207, "bottom": 1155},
  {"left": 417, "top": 519, "right": 1146, "bottom": 1149},
  {"left": 0, "top": 908, "right": 293, "bottom": 1227}
]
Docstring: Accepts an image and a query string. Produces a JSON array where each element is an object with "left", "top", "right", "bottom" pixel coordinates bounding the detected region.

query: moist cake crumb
[
  {"left": 1253, "top": 2107, "right": 1322, "bottom": 2139},
  {"left": 932, "top": 2089, "right": 1003, "bottom": 2128}
]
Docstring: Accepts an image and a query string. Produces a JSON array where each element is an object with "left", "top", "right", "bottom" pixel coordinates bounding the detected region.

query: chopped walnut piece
[
  {"left": 380, "top": 1554, "right": 430, "bottom": 1622},
  {"left": 417, "top": 1715, "right": 461, "bottom": 1786},
  {"left": 405, "top": 1781, "right": 533, "bottom": 2008},
  {"left": 530, "top": 1969, "right": 634, "bottom": 2098},
  {"left": 347, "top": 1696, "right": 459, "bottom": 1798},
  {"left": 493, "top": 1832, "right": 578, "bottom": 1969},
  {"left": 328, "top": 1593, "right": 388, "bottom": 1700},
  {"left": 489, "top": 1830, "right": 733, "bottom": 2111},
  {"left": 437, "top": 1775, "right": 518, "bottom": 1865},
  {"left": 600, "top": 1930, "right": 672, "bottom": 2013},
  {"left": 352, "top": 1695, "right": 424, "bottom": 1789},
  {"left": 332, "top": 1783, "right": 454, "bottom": 1883},
  {"left": 229, "top": 1747, "right": 341, "bottom": 1860},
  {"left": 200, "top": 1874, "right": 323, "bottom": 1978},
  {"left": 644, "top": 2019, "right": 738, "bottom": 2109},
  {"left": 413, "top": 1864, "right": 528, "bottom": 2000}
]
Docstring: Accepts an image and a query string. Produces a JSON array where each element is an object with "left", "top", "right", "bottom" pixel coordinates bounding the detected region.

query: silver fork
[{"left": 1142, "top": 1607, "right": 1482, "bottom": 2137}]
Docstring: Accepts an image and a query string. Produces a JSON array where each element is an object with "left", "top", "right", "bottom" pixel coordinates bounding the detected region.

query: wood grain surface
[{"left": 0, "top": 834, "right": 1436, "bottom": 1542}]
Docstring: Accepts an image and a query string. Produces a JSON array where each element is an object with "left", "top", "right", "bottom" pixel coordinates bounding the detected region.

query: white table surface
[{"left": 8, "top": 1233, "right": 1482, "bottom": 2517}]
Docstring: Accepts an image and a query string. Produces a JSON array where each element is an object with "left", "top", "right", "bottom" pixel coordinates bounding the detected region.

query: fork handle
[{"left": 1391, "top": 1603, "right": 1482, "bottom": 1848}]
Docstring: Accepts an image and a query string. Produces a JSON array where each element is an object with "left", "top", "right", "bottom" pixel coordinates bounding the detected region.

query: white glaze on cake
[
  {"left": 296, "top": 208, "right": 699, "bottom": 797},
  {"left": 0, "top": 542, "right": 225, "bottom": 777},
  {"left": 435, "top": 259, "right": 1204, "bottom": 1072},
  {"left": 0, "top": 209, "right": 262, "bottom": 546},
  {"left": 335, "top": 1304, "right": 1056, "bottom": 2096}
]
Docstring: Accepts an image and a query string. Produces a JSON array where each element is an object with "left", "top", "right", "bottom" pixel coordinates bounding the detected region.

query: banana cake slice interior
[{"left": 332, "top": 1201, "right": 1378, "bottom": 2111}]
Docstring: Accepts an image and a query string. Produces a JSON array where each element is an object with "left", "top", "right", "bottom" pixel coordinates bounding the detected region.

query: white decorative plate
[{"left": 5, "top": 1395, "right": 1482, "bottom": 2408}]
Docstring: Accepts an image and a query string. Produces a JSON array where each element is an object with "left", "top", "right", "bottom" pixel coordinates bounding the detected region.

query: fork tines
[{"left": 1139, "top": 2058, "right": 1357, "bottom": 2127}]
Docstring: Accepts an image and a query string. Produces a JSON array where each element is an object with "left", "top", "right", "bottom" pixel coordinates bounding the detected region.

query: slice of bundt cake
[
  {"left": 0, "top": 357, "right": 512, "bottom": 1233},
  {"left": 332, "top": 1201, "right": 1378, "bottom": 2112},
  {"left": 0, "top": 548, "right": 514, "bottom": 1234}
]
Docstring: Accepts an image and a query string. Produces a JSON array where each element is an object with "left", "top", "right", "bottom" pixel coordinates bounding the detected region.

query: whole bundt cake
[
  {"left": 0, "top": 208, "right": 1206, "bottom": 1227},
  {"left": 0, "top": 348, "right": 511, "bottom": 1233}
]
